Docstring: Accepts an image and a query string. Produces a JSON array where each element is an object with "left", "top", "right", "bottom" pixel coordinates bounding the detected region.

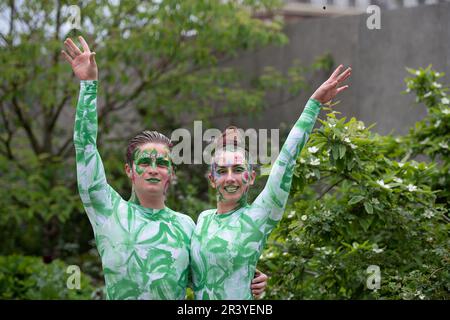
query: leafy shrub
[
  {"left": 0, "top": 255, "right": 98, "bottom": 299},
  {"left": 259, "top": 67, "right": 449, "bottom": 300}
]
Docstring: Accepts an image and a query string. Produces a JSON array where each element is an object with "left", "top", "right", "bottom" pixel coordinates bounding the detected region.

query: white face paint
[{"left": 210, "top": 149, "right": 253, "bottom": 205}]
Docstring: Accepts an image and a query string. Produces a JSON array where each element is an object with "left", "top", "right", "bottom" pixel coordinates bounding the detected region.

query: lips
[
  {"left": 223, "top": 185, "right": 240, "bottom": 194},
  {"left": 146, "top": 178, "right": 161, "bottom": 184}
]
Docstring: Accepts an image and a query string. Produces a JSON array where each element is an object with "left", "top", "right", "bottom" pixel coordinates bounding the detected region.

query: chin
[
  {"left": 144, "top": 183, "right": 164, "bottom": 192},
  {"left": 223, "top": 192, "right": 244, "bottom": 203}
]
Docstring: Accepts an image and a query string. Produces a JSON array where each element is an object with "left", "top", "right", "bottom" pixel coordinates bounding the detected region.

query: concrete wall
[{"left": 214, "top": 2, "right": 450, "bottom": 136}]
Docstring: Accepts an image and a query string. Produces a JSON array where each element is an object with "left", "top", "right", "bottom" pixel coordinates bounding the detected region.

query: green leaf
[
  {"left": 364, "top": 202, "right": 374, "bottom": 214},
  {"left": 359, "top": 218, "right": 372, "bottom": 232},
  {"left": 349, "top": 196, "right": 365, "bottom": 205},
  {"left": 332, "top": 144, "right": 339, "bottom": 160},
  {"left": 339, "top": 144, "right": 346, "bottom": 159}
]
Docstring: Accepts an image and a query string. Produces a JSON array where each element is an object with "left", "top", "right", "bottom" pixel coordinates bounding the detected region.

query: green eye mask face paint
[{"left": 133, "top": 148, "right": 173, "bottom": 176}]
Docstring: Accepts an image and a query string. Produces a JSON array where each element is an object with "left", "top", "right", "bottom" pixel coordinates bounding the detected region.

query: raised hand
[
  {"left": 311, "top": 64, "right": 351, "bottom": 104},
  {"left": 62, "top": 36, "right": 98, "bottom": 80}
]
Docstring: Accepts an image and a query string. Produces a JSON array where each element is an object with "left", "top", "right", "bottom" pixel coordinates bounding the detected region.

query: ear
[
  {"left": 249, "top": 169, "right": 256, "bottom": 186},
  {"left": 208, "top": 172, "right": 217, "bottom": 189},
  {"left": 125, "top": 163, "right": 133, "bottom": 179}
]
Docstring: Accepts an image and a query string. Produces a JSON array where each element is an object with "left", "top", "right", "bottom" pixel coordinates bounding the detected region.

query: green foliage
[
  {"left": 0, "top": 255, "right": 98, "bottom": 299},
  {"left": 1, "top": 0, "right": 321, "bottom": 261},
  {"left": 259, "top": 67, "right": 449, "bottom": 300}
]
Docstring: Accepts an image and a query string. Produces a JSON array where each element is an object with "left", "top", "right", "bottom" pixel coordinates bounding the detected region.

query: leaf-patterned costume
[
  {"left": 74, "top": 81, "right": 195, "bottom": 299},
  {"left": 190, "top": 98, "right": 322, "bottom": 299}
]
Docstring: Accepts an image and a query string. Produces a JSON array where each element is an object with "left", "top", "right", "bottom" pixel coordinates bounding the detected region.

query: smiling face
[
  {"left": 125, "top": 142, "right": 173, "bottom": 200},
  {"left": 209, "top": 147, "right": 256, "bottom": 207}
]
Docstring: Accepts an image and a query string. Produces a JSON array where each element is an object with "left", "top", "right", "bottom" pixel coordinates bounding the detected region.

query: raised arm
[
  {"left": 252, "top": 65, "right": 352, "bottom": 232},
  {"left": 62, "top": 36, "right": 122, "bottom": 228}
]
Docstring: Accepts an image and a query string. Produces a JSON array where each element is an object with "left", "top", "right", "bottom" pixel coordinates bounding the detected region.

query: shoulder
[
  {"left": 197, "top": 209, "right": 216, "bottom": 222},
  {"left": 166, "top": 207, "right": 196, "bottom": 230},
  {"left": 192, "top": 209, "right": 216, "bottom": 228}
]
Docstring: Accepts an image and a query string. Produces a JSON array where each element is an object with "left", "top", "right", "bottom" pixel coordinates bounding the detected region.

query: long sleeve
[
  {"left": 74, "top": 80, "right": 122, "bottom": 229},
  {"left": 250, "top": 98, "right": 322, "bottom": 234}
]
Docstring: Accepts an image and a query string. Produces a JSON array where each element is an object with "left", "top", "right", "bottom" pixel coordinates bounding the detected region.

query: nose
[
  {"left": 225, "top": 167, "right": 236, "bottom": 182},
  {"left": 147, "top": 166, "right": 158, "bottom": 176}
]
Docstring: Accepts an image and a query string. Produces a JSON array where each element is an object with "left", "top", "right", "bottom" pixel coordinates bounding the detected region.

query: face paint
[
  {"left": 133, "top": 147, "right": 172, "bottom": 179},
  {"left": 210, "top": 149, "right": 253, "bottom": 209}
]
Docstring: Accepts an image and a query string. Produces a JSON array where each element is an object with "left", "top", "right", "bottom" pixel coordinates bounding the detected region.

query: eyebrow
[{"left": 216, "top": 164, "right": 246, "bottom": 169}]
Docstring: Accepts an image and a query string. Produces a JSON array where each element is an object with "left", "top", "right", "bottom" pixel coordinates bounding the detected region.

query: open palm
[
  {"left": 311, "top": 64, "right": 351, "bottom": 104},
  {"left": 62, "top": 36, "right": 97, "bottom": 80}
]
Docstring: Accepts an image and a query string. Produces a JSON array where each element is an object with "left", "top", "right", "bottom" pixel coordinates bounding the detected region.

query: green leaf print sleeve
[
  {"left": 250, "top": 98, "right": 322, "bottom": 233},
  {"left": 74, "top": 80, "right": 122, "bottom": 228}
]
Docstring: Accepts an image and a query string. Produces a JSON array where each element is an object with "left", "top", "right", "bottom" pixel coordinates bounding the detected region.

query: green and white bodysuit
[
  {"left": 74, "top": 80, "right": 195, "bottom": 300},
  {"left": 190, "top": 98, "right": 322, "bottom": 300}
]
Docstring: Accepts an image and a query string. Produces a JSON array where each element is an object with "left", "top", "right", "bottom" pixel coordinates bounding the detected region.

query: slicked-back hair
[{"left": 126, "top": 130, "right": 172, "bottom": 166}]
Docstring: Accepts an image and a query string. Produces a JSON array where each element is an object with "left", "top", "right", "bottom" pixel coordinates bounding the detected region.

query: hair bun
[{"left": 217, "top": 126, "right": 245, "bottom": 149}]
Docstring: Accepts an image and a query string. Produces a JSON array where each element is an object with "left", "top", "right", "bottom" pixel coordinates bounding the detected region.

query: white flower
[
  {"left": 407, "top": 184, "right": 417, "bottom": 192},
  {"left": 435, "top": 72, "right": 440, "bottom": 77},
  {"left": 310, "top": 158, "right": 321, "bottom": 166},
  {"left": 344, "top": 137, "right": 351, "bottom": 143},
  {"left": 419, "top": 294, "right": 426, "bottom": 300},
  {"left": 432, "top": 82, "right": 442, "bottom": 88},
  {"left": 305, "top": 172, "right": 315, "bottom": 179},
  {"left": 377, "top": 180, "right": 391, "bottom": 189},
  {"left": 423, "top": 92, "right": 432, "bottom": 98},
  {"left": 441, "top": 97, "right": 449, "bottom": 105},
  {"left": 372, "top": 244, "right": 384, "bottom": 253},
  {"left": 442, "top": 108, "right": 450, "bottom": 115},
  {"left": 420, "top": 137, "right": 430, "bottom": 145},
  {"left": 350, "top": 143, "right": 357, "bottom": 150},
  {"left": 287, "top": 211, "right": 295, "bottom": 219},
  {"left": 398, "top": 162, "right": 405, "bottom": 168},
  {"left": 301, "top": 215, "right": 308, "bottom": 221},
  {"left": 282, "top": 252, "right": 288, "bottom": 256},
  {"left": 394, "top": 177, "right": 403, "bottom": 184},
  {"left": 423, "top": 209, "right": 435, "bottom": 219},
  {"left": 439, "top": 142, "right": 449, "bottom": 149},
  {"left": 434, "top": 120, "right": 441, "bottom": 128},
  {"left": 415, "top": 70, "right": 420, "bottom": 76},
  {"left": 329, "top": 123, "right": 336, "bottom": 128},
  {"left": 358, "top": 123, "right": 365, "bottom": 130},
  {"left": 299, "top": 158, "right": 306, "bottom": 164},
  {"left": 372, "top": 198, "right": 380, "bottom": 205},
  {"left": 308, "top": 146, "right": 319, "bottom": 154},
  {"left": 406, "top": 88, "right": 411, "bottom": 93}
]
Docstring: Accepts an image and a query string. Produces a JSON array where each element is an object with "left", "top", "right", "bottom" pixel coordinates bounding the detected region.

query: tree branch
[
  {"left": 48, "top": 87, "right": 71, "bottom": 134},
  {"left": 56, "top": 135, "right": 73, "bottom": 158},
  {"left": 11, "top": 91, "right": 41, "bottom": 154},
  {"left": 317, "top": 177, "right": 345, "bottom": 200}
]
